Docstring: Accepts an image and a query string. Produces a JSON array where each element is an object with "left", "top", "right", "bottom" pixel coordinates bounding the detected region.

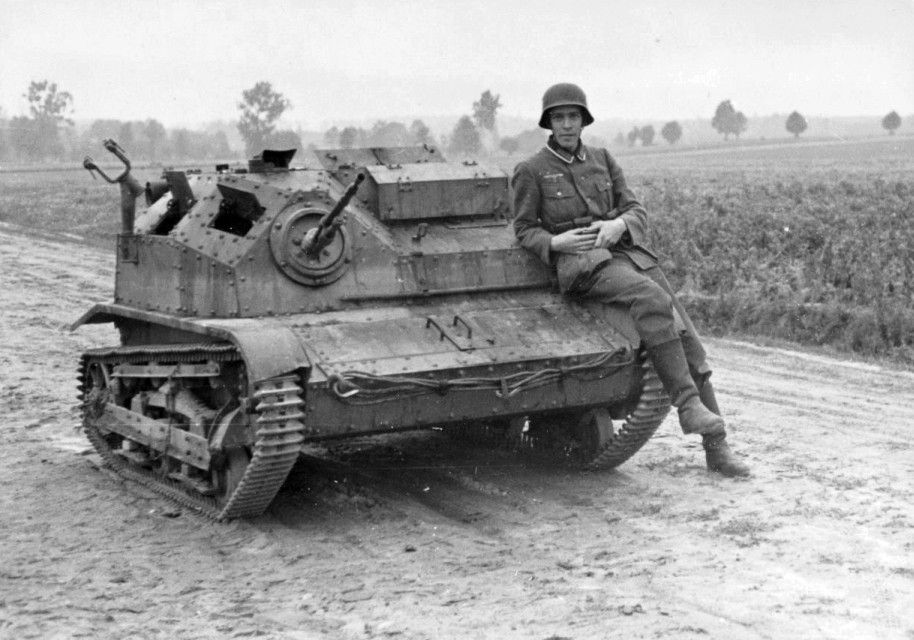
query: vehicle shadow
[{"left": 268, "top": 429, "right": 637, "bottom": 531}]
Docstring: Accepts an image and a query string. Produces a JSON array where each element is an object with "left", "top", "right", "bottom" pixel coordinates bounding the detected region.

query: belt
[
  {"left": 544, "top": 215, "right": 594, "bottom": 234},
  {"left": 543, "top": 208, "right": 619, "bottom": 234}
]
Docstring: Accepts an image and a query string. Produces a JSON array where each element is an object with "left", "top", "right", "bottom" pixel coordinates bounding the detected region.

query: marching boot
[
  {"left": 697, "top": 379, "right": 751, "bottom": 477},
  {"left": 702, "top": 433, "right": 751, "bottom": 477},
  {"left": 647, "top": 340, "right": 725, "bottom": 436}
]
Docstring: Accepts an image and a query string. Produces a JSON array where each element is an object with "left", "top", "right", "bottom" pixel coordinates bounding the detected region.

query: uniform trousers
[{"left": 571, "top": 251, "right": 711, "bottom": 385}]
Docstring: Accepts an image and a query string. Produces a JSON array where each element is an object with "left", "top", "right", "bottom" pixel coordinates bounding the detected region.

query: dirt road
[{"left": 1, "top": 224, "right": 912, "bottom": 640}]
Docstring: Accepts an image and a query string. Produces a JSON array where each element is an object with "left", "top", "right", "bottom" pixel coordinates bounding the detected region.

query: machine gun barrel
[{"left": 305, "top": 173, "right": 365, "bottom": 257}]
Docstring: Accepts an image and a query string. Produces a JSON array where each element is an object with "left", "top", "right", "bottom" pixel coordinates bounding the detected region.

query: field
[
  {"left": 0, "top": 165, "right": 166, "bottom": 242},
  {"left": 1, "top": 221, "right": 913, "bottom": 639},
  {"left": 624, "top": 137, "right": 914, "bottom": 364},
  {"left": 1, "top": 137, "right": 913, "bottom": 638},
  {"left": 2, "top": 136, "right": 913, "bottom": 363}
]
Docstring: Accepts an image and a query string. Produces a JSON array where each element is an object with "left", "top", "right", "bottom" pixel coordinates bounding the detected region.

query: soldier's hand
[
  {"left": 549, "top": 227, "right": 599, "bottom": 254},
  {"left": 590, "top": 219, "right": 627, "bottom": 249}
]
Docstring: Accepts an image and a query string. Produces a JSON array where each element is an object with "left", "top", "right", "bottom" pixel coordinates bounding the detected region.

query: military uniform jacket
[{"left": 512, "top": 139, "right": 658, "bottom": 290}]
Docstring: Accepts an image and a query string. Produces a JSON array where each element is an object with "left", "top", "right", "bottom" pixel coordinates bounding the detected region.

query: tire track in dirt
[{"left": 1, "top": 225, "right": 912, "bottom": 640}]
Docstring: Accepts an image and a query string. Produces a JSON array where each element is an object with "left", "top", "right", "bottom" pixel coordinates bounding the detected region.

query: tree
[
  {"left": 712, "top": 100, "right": 748, "bottom": 140},
  {"left": 409, "top": 119, "right": 433, "bottom": 145},
  {"left": 735, "top": 111, "right": 748, "bottom": 138},
  {"left": 498, "top": 137, "right": 519, "bottom": 155},
  {"left": 367, "top": 120, "right": 411, "bottom": 147},
  {"left": 0, "top": 107, "right": 6, "bottom": 159},
  {"left": 269, "top": 129, "right": 303, "bottom": 153},
  {"left": 627, "top": 126, "right": 640, "bottom": 147},
  {"left": 339, "top": 126, "right": 359, "bottom": 149},
  {"left": 640, "top": 125, "right": 655, "bottom": 146},
  {"left": 449, "top": 115, "right": 481, "bottom": 155},
  {"left": 237, "top": 81, "right": 290, "bottom": 156},
  {"left": 144, "top": 119, "right": 167, "bottom": 161},
  {"left": 661, "top": 121, "right": 683, "bottom": 145},
  {"left": 507, "top": 128, "right": 551, "bottom": 156},
  {"left": 712, "top": 100, "right": 735, "bottom": 139},
  {"left": 85, "top": 119, "right": 123, "bottom": 141},
  {"left": 24, "top": 80, "right": 74, "bottom": 160},
  {"left": 118, "top": 121, "right": 135, "bottom": 151},
  {"left": 785, "top": 111, "right": 808, "bottom": 138},
  {"left": 8, "top": 116, "right": 36, "bottom": 161},
  {"left": 882, "top": 110, "right": 901, "bottom": 135},
  {"left": 79, "top": 120, "right": 124, "bottom": 161},
  {"left": 171, "top": 128, "right": 191, "bottom": 159},
  {"left": 209, "top": 131, "right": 232, "bottom": 159},
  {"left": 613, "top": 132, "right": 626, "bottom": 146},
  {"left": 472, "top": 90, "right": 502, "bottom": 132},
  {"left": 323, "top": 126, "right": 340, "bottom": 147}
]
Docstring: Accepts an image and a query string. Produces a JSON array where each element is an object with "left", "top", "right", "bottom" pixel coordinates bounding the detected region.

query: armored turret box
[{"left": 360, "top": 161, "right": 508, "bottom": 221}]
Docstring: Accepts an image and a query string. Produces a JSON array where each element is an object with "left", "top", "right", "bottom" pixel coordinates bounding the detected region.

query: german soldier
[{"left": 512, "top": 82, "right": 749, "bottom": 476}]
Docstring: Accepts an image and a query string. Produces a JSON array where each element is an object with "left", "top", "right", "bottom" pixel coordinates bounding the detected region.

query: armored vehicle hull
[{"left": 75, "top": 142, "right": 670, "bottom": 519}]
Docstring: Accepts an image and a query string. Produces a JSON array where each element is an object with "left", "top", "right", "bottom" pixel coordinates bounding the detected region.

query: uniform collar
[{"left": 545, "top": 135, "right": 586, "bottom": 163}]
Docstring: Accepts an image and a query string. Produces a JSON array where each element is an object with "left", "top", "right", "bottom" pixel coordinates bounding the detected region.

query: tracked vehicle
[{"left": 75, "top": 140, "right": 671, "bottom": 520}]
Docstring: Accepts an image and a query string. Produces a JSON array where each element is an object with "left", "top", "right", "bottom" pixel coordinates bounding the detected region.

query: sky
[{"left": 1, "top": 0, "right": 913, "bottom": 130}]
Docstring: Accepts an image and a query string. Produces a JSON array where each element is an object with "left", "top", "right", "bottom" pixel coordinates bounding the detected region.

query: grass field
[
  {"left": 2, "top": 136, "right": 912, "bottom": 363},
  {"left": 0, "top": 166, "right": 165, "bottom": 243},
  {"left": 621, "top": 137, "right": 914, "bottom": 363}
]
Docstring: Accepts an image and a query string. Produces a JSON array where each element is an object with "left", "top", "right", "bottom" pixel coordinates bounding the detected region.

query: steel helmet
[{"left": 538, "top": 83, "right": 595, "bottom": 129}]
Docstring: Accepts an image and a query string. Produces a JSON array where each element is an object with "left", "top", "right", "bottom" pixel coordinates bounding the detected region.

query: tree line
[
  {"left": 0, "top": 80, "right": 234, "bottom": 164},
  {"left": 0, "top": 79, "right": 906, "bottom": 165},
  {"left": 238, "top": 83, "right": 504, "bottom": 158},
  {"left": 442, "top": 95, "right": 904, "bottom": 157}
]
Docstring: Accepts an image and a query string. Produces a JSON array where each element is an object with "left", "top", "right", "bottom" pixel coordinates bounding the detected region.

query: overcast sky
[{"left": 2, "top": 0, "right": 912, "bottom": 129}]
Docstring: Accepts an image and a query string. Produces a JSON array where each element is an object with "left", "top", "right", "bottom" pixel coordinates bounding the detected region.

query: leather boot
[
  {"left": 697, "top": 380, "right": 750, "bottom": 476},
  {"left": 703, "top": 433, "right": 751, "bottom": 477},
  {"left": 647, "top": 341, "right": 725, "bottom": 436}
]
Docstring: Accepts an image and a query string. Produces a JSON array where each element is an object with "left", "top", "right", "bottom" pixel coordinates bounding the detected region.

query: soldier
[{"left": 512, "top": 82, "right": 750, "bottom": 477}]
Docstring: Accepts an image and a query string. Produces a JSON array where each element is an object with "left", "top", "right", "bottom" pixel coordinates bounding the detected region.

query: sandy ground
[{"left": 1, "top": 223, "right": 912, "bottom": 640}]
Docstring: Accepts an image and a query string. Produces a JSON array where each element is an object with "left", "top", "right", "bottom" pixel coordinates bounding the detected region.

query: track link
[
  {"left": 583, "top": 359, "right": 671, "bottom": 470},
  {"left": 78, "top": 344, "right": 305, "bottom": 520}
]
